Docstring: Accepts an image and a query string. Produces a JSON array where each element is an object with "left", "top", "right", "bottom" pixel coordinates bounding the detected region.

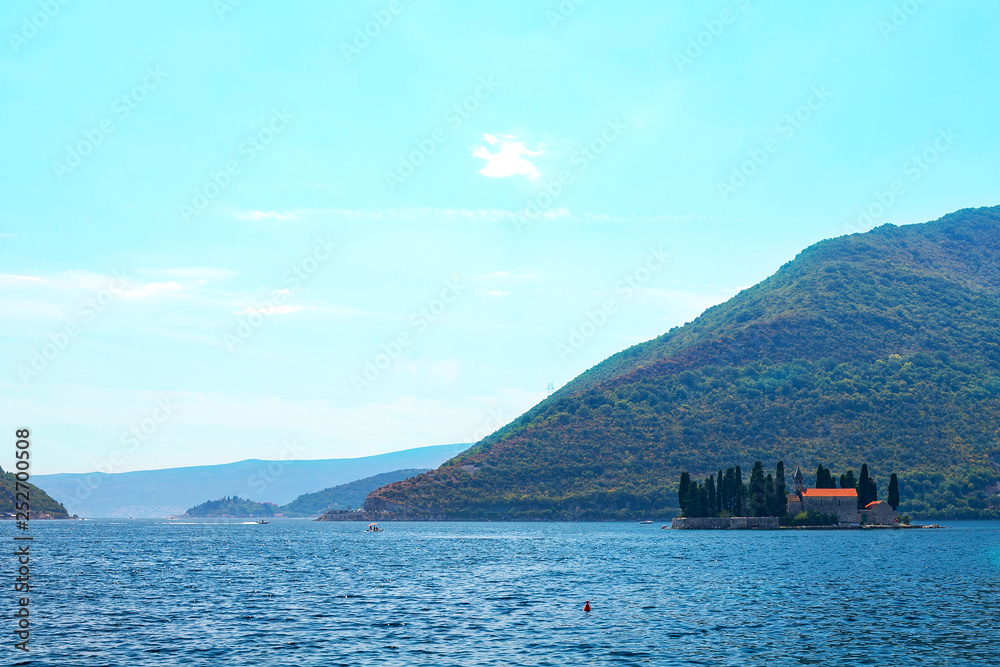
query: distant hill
[
  {"left": 35, "top": 443, "right": 469, "bottom": 517},
  {"left": 367, "top": 207, "right": 1000, "bottom": 520},
  {"left": 1, "top": 465, "right": 70, "bottom": 519},
  {"left": 182, "top": 468, "right": 428, "bottom": 518},
  {"left": 185, "top": 496, "right": 278, "bottom": 518},
  {"left": 279, "top": 469, "right": 427, "bottom": 516}
]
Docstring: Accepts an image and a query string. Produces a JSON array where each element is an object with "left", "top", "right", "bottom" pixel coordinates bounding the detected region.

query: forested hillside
[
  {"left": 1, "top": 465, "right": 70, "bottom": 518},
  {"left": 367, "top": 207, "right": 1000, "bottom": 520}
]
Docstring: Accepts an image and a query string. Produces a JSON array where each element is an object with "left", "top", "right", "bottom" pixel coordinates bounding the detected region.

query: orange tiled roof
[
  {"left": 864, "top": 500, "right": 886, "bottom": 508},
  {"left": 801, "top": 488, "right": 858, "bottom": 497}
]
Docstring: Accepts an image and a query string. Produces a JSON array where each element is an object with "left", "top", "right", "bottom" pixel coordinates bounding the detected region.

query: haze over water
[{"left": 10, "top": 520, "right": 1000, "bottom": 666}]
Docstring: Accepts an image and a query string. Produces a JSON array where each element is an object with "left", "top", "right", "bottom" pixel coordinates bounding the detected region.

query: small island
[{"left": 670, "top": 461, "right": 930, "bottom": 529}]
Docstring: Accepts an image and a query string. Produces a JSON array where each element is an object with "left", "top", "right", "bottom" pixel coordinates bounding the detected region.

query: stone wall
[
  {"left": 671, "top": 517, "right": 779, "bottom": 529},
  {"left": 800, "top": 496, "right": 858, "bottom": 524},
  {"left": 860, "top": 502, "right": 898, "bottom": 526}
]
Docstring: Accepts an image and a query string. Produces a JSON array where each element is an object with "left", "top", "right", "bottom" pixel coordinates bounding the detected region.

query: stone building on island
[
  {"left": 785, "top": 467, "right": 899, "bottom": 525},
  {"left": 860, "top": 500, "right": 898, "bottom": 526},
  {"left": 796, "top": 488, "right": 861, "bottom": 524}
]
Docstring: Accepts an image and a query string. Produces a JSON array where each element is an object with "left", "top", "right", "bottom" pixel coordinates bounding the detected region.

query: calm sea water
[{"left": 4, "top": 519, "right": 999, "bottom": 666}]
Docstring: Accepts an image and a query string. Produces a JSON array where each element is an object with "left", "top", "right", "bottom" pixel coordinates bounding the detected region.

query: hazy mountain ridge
[
  {"left": 182, "top": 468, "right": 429, "bottom": 518},
  {"left": 36, "top": 443, "right": 469, "bottom": 517},
  {"left": 368, "top": 207, "right": 1000, "bottom": 520}
]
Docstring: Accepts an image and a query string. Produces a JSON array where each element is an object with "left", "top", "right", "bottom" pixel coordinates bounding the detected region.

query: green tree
[
  {"left": 816, "top": 464, "right": 836, "bottom": 489},
  {"left": 775, "top": 461, "right": 787, "bottom": 516},
  {"left": 679, "top": 472, "right": 691, "bottom": 516},
  {"left": 685, "top": 481, "right": 705, "bottom": 517},
  {"left": 723, "top": 467, "right": 736, "bottom": 514},
  {"left": 734, "top": 466, "right": 746, "bottom": 516},
  {"left": 748, "top": 461, "right": 767, "bottom": 517},
  {"left": 839, "top": 469, "right": 856, "bottom": 491},
  {"left": 888, "top": 473, "right": 900, "bottom": 510},
  {"left": 698, "top": 484, "right": 710, "bottom": 518},
  {"left": 716, "top": 469, "right": 724, "bottom": 516},
  {"left": 764, "top": 473, "right": 777, "bottom": 517},
  {"left": 706, "top": 475, "right": 717, "bottom": 518},
  {"left": 857, "top": 464, "right": 876, "bottom": 508}
]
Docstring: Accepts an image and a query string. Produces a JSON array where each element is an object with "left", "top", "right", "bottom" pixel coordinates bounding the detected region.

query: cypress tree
[
  {"left": 706, "top": 475, "right": 717, "bottom": 518},
  {"left": 679, "top": 472, "right": 691, "bottom": 516},
  {"left": 716, "top": 470, "right": 724, "bottom": 516},
  {"left": 775, "top": 461, "right": 787, "bottom": 516},
  {"left": 698, "top": 484, "right": 710, "bottom": 518},
  {"left": 724, "top": 467, "right": 736, "bottom": 513},
  {"left": 685, "top": 482, "right": 703, "bottom": 517},
  {"left": 734, "top": 466, "right": 746, "bottom": 516},
  {"left": 748, "top": 461, "right": 767, "bottom": 517},
  {"left": 840, "top": 469, "right": 856, "bottom": 491},
  {"left": 764, "top": 473, "right": 776, "bottom": 517},
  {"left": 888, "top": 473, "right": 900, "bottom": 510},
  {"left": 857, "top": 464, "right": 872, "bottom": 508},
  {"left": 819, "top": 465, "right": 838, "bottom": 489}
]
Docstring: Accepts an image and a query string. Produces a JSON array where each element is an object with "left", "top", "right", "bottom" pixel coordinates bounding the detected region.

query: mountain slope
[
  {"left": 280, "top": 468, "right": 427, "bottom": 516},
  {"left": 1, "top": 466, "right": 70, "bottom": 519},
  {"left": 36, "top": 443, "right": 469, "bottom": 517},
  {"left": 367, "top": 207, "right": 1000, "bottom": 520}
]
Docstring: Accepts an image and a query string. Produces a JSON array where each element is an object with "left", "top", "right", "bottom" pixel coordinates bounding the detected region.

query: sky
[{"left": 2, "top": 1, "right": 998, "bottom": 474}]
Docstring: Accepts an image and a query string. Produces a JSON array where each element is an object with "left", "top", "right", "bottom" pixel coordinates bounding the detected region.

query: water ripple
[{"left": 4, "top": 520, "right": 999, "bottom": 665}]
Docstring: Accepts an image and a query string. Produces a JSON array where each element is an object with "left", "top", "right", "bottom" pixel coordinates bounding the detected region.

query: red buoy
[{"left": 584, "top": 601, "right": 592, "bottom": 612}]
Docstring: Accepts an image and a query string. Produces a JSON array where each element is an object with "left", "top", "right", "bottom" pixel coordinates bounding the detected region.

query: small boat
[
  {"left": 257, "top": 520, "right": 269, "bottom": 525},
  {"left": 367, "top": 522, "right": 383, "bottom": 533},
  {"left": 638, "top": 520, "right": 653, "bottom": 525}
]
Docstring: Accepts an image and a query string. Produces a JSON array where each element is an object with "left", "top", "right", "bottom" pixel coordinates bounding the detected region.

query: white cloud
[
  {"left": 233, "top": 210, "right": 299, "bottom": 221},
  {"left": 472, "top": 134, "right": 544, "bottom": 180},
  {"left": 120, "top": 281, "right": 183, "bottom": 299},
  {"left": 235, "top": 304, "right": 304, "bottom": 316},
  {"left": 139, "top": 267, "right": 237, "bottom": 281}
]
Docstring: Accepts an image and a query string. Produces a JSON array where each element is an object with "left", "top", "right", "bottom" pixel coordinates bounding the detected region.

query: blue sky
[{"left": 2, "top": 1, "right": 998, "bottom": 474}]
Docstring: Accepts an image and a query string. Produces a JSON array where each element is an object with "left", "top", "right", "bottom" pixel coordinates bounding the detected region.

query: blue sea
[{"left": 5, "top": 519, "right": 999, "bottom": 666}]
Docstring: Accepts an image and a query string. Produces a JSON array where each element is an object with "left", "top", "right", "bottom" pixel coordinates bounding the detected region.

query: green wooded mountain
[
  {"left": 367, "top": 206, "right": 1000, "bottom": 520},
  {"left": 1, "top": 465, "right": 70, "bottom": 518}
]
